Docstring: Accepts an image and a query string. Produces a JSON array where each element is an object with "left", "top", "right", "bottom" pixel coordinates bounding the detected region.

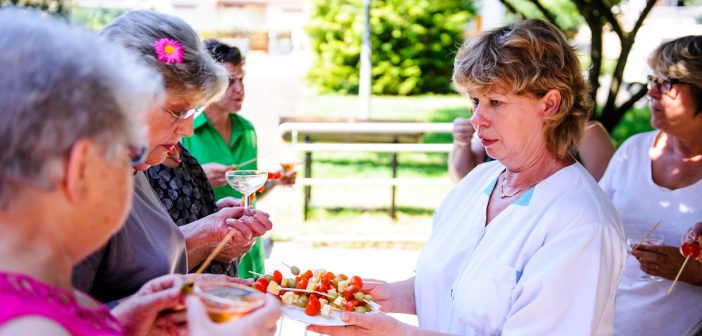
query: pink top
[{"left": 0, "top": 272, "right": 123, "bottom": 335}]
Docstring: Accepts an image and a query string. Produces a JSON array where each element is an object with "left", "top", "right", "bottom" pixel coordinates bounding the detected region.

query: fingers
[
  {"left": 141, "top": 274, "right": 184, "bottom": 294},
  {"left": 185, "top": 295, "right": 211, "bottom": 329},
  {"left": 229, "top": 212, "right": 273, "bottom": 237},
  {"left": 307, "top": 325, "right": 353, "bottom": 335},
  {"left": 240, "top": 216, "right": 268, "bottom": 237},
  {"left": 229, "top": 277, "right": 254, "bottom": 286},
  {"left": 159, "top": 309, "right": 187, "bottom": 326},
  {"left": 226, "top": 218, "right": 253, "bottom": 242},
  {"left": 248, "top": 294, "right": 282, "bottom": 324},
  {"left": 307, "top": 313, "right": 374, "bottom": 336},
  {"left": 216, "top": 197, "right": 242, "bottom": 210},
  {"left": 244, "top": 208, "right": 271, "bottom": 219},
  {"left": 216, "top": 206, "right": 246, "bottom": 219}
]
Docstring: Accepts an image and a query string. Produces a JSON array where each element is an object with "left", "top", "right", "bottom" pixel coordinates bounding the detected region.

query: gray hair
[
  {"left": 0, "top": 8, "right": 163, "bottom": 209},
  {"left": 100, "top": 10, "right": 228, "bottom": 105}
]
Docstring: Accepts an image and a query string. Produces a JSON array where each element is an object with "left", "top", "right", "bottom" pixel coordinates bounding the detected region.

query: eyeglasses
[
  {"left": 160, "top": 105, "right": 203, "bottom": 120},
  {"left": 647, "top": 75, "right": 684, "bottom": 95},
  {"left": 128, "top": 144, "right": 148, "bottom": 167}
]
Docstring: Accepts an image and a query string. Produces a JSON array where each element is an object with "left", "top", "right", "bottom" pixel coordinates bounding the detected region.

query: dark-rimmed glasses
[
  {"left": 160, "top": 105, "right": 203, "bottom": 120},
  {"left": 647, "top": 75, "right": 684, "bottom": 95}
]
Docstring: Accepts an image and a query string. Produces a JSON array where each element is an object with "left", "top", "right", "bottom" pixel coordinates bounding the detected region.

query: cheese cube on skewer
[
  {"left": 281, "top": 291, "right": 296, "bottom": 305},
  {"left": 337, "top": 280, "right": 349, "bottom": 293},
  {"left": 333, "top": 295, "right": 345, "bottom": 307},
  {"left": 266, "top": 281, "right": 281, "bottom": 295},
  {"left": 321, "top": 304, "right": 332, "bottom": 318},
  {"left": 306, "top": 280, "right": 318, "bottom": 292}
]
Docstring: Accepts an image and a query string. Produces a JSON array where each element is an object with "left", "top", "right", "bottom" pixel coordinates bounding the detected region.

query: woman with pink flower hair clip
[{"left": 71, "top": 10, "right": 280, "bottom": 334}]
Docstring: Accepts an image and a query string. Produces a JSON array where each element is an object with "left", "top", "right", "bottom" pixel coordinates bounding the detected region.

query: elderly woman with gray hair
[
  {"left": 0, "top": 8, "right": 280, "bottom": 336},
  {"left": 311, "top": 19, "right": 625, "bottom": 336},
  {"left": 72, "top": 10, "right": 274, "bottom": 304}
]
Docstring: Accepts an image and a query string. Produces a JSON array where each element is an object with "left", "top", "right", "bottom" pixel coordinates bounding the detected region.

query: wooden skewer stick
[
  {"left": 194, "top": 231, "right": 236, "bottom": 276},
  {"left": 668, "top": 256, "right": 690, "bottom": 295},
  {"left": 182, "top": 230, "right": 236, "bottom": 293},
  {"left": 231, "top": 150, "right": 279, "bottom": 170},
  {"left": 249, "top": 271, "right": 265, "bottom": 277},
  {"left": 633, "top": 220, "right": 662, "bottom": 250}
]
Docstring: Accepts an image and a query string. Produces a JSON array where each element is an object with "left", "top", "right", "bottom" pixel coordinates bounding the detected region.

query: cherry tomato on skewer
[
  {"left": 272, "top": 270, "right": 283, "bottom": 285},
  {"left": 350, "top": 275, "right": 363, "bottom": 288},
  {"left": 681, "top": 242, "right": 701, "bottom": 259}
]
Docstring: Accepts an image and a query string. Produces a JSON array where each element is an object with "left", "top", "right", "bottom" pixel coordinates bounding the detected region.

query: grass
[{"left": 300, "top": 94, "right": 470, "bottom": 121}]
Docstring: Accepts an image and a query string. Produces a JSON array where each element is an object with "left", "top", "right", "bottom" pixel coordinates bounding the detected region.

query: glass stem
[{"left": 243, "top": 193, "right": 250, "bottom": 209}]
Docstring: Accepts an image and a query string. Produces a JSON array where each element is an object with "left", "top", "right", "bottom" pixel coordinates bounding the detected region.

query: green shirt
[
  {"left": 182, "top": 113, "right": 258, "bottom": 200},
  {"left": 182, "top": 112, "right": 264, "bottom": 278}
]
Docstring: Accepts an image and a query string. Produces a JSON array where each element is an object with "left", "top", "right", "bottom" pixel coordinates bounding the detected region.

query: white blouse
[
  {"left": 415, "top": 161, "right": 625, "bottom": 335},
  {"left": 600, "top": 131, "right": 702, "bottom": 336}
]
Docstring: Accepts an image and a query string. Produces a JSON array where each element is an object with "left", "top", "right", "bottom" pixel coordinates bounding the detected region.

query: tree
[
  {"left": 1, "top": 0, "right": 71, "bottom": 18},
  {"left": 306, "top": 0, "right": 474, "bottom": 95},
  {"left": 498, "top": 0, "right": 657, "bottom": 131}
]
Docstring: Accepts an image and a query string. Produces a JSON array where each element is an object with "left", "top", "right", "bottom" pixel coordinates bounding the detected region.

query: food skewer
[
  {"left": 668, "top": 256, "right": 690, "bottom": 295},
  {"left": 249, "top": 270, "right": 381, "bottom": 308},
  {"left": 633, "top": 220, "right": 662, "bottom": 250},
  {"left": 231, "top": 157, "right": 257, "bottom": 170},
  {"left": 230, "top": 150, "right": 279, "bottom": 170},
  {"left": 182, "top": 230, "right": 236, "bottom": 293}
]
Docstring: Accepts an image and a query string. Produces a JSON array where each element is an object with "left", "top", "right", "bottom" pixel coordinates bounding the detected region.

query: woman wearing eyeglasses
[
  {"left": 73, "top": 11, "right": 274, "bottom": 305},
  {"left": 599, "top": 35, "right": 702, "bottom": 336},
  {"left": 0, "top": 9, "right": 281, "bottom": 336}
]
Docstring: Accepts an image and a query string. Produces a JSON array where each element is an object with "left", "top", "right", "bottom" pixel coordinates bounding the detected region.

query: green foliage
[
  {"left": 306, "top": 0, "right": 474, "bottom": 95},
  {"left": 1, "top": 0, "right": 71, "bottom": 17},
  {"left": 506, "top": 0, "right": 582, "bottom": 32},
  {"left": 610, "top": 106, "right": 653, "bottom": 146},
  {"left": 71, "top": 7, "right": 125, "bottom": 31}
]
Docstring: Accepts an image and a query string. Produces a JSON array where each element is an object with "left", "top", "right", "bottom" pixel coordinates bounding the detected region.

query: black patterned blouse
[{"left": 146, "top": 143, "right": 236, "bottom": 276}]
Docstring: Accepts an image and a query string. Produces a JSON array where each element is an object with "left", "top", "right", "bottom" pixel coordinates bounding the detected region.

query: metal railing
[{"left": 279, "top": 121, "right": 454, "bottom": 219}]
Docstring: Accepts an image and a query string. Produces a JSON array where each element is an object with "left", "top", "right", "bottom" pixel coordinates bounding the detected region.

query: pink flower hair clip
[{"left": 154, "top": 38, "right": 184, "bottom": 64}]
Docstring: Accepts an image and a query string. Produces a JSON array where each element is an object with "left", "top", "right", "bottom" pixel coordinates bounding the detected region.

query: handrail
[{"left": 278, "top": 122, "right": 453, "bottom": 136}]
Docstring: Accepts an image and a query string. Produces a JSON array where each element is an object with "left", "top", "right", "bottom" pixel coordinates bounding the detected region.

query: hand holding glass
[
  {"left": 193, "top": 280, "right": 265, "bottom": 323},
  {"left": 225, "top": 170, "right": 268, "bottom": 209},
  {"left": 627, "top": 235, "right": 664, "bottom": 281}
]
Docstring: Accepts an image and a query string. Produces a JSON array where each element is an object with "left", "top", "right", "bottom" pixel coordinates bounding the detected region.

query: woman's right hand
[
  {"left": 186, "top": 294, "right": 281, "bottom": 336},
  {"left": 205, "top": 207, "right": 272, "bottom": 246},
  {"left": 201, "top": 162, "right": 231, "bottom": 187},
  {"left": 452, "top": 117, "right": 475, "bottom": 147}
]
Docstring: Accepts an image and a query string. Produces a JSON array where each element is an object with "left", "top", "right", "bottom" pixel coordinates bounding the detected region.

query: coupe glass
[
  {"left": 225, "top": 170, "right": 268, "bottom": 209},
  {"left": 193, "top": 280, "right": 265, "bottom": 323},
  {"left": 627, "top": 235, "right": 664, "bottom": 281}
]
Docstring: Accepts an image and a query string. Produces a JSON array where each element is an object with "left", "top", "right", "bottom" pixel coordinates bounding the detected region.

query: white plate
[{"left": 282, "top": 304, "right": 348, "bottom": 326}]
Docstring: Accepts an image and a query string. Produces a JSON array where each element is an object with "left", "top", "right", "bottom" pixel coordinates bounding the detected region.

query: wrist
[{"left": 179, "top": 219, "right": 210, "bottom": 249}]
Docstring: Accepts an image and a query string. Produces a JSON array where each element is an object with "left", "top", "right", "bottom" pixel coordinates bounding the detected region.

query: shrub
[{"left": 306, "top": 0, "right": 474, "bottom": 95}]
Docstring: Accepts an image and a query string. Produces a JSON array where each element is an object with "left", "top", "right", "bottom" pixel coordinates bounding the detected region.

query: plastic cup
[{"left": 193, "top": 280, "right": 265, "bottom": 323}]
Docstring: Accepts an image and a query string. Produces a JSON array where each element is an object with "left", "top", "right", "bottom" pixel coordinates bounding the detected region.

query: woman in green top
[{"left": 182, "top": 40, "right": 295, "bottom": 279}]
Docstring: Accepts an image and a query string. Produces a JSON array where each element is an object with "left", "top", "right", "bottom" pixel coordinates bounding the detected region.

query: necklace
[{"left": 499, "top": 160, "right": 559, "bottom": 199}]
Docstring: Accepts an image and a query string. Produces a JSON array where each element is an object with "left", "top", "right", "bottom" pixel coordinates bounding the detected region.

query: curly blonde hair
[{"left": 452, "top": 19, "right": 592, "bottom": 159}]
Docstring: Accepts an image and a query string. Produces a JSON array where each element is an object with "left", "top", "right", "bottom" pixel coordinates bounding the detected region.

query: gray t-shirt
[{"left": 72, "top": 171, "right": 188, "bottom": 303}]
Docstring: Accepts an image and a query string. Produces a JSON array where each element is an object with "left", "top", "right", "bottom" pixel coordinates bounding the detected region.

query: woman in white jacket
[{"left": 311, "top": 19, "right": 626, "bottom": 336}]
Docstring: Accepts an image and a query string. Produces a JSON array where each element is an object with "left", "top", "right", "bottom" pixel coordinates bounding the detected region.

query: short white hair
[{"left": 0, "top": 8, "right": 163, "bottom": 208}]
